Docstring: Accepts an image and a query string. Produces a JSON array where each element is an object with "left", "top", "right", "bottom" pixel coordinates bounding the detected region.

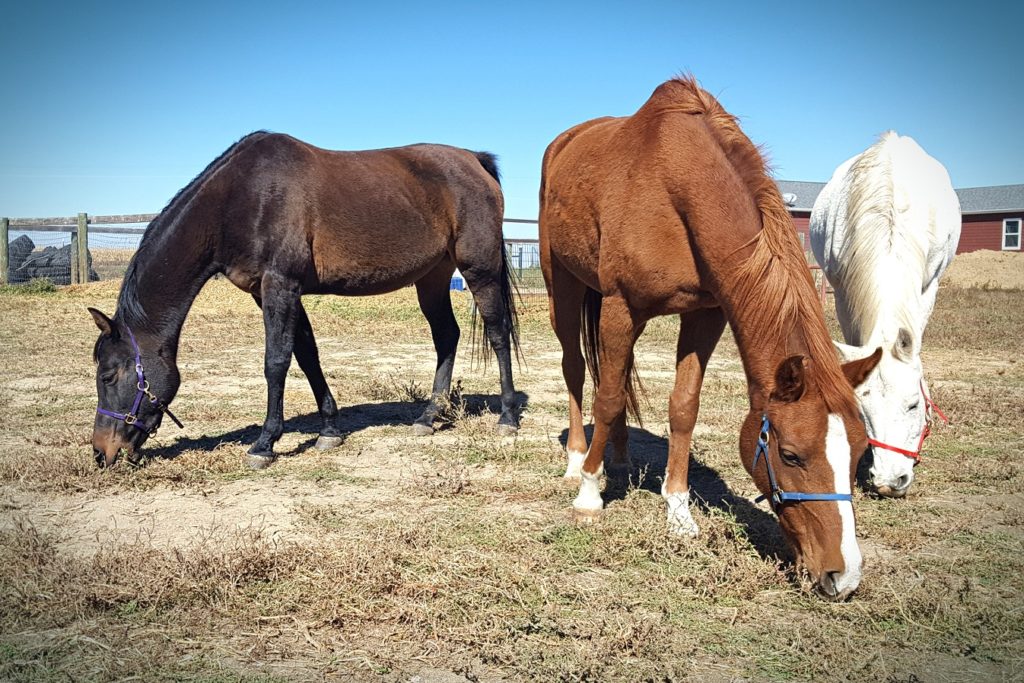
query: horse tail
[
  {"left": 469, "top": 151, "right": 522, "bottom": 367},
  {"left": 474, "top": 151, "right": 501, "bottom": 184},
  {"left": 469, "top": 240, "right": 522, "bottom": 368},
  {"left": 580, "top": 287, "right": 644, "bottom": 426}
]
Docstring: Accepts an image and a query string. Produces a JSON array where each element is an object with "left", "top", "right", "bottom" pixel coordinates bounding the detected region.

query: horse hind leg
[
  {"left": 411, "top": 260, "right": 460, "bottom": 435},
  {"left": 544, "top": 258, "right": 588, "bottom": 479},
  {"left": 574, "top": 295, "right": 641, "bottom": 522},
  {"left": 458, "top": 256, "right": 519, "bottom": 436}
]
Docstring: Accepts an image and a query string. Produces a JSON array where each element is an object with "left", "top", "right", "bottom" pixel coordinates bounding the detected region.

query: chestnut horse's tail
[{"left": 581, "top": 287, "right": 645, "bottom": 426}]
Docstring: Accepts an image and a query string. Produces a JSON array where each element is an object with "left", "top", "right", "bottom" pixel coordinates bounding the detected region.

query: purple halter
[{"left": 96, "top": 324, "right": 183, "bottom": 436}]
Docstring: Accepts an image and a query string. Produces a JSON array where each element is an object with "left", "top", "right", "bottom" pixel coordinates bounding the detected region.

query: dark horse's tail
[
  {"left": 581, "top": 287, "right": 645, "bottom": 425},
  {"left": 470, "top": 152, "right": 522, "bottom": 366}
]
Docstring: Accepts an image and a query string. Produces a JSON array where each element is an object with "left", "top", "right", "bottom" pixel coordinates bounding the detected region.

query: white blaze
[{"left": 825, "top": 414, "right": 862, "bottom": 596}]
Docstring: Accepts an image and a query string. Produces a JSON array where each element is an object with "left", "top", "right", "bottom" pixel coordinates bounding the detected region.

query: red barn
[{"left": 776, "top": 181, "right": 1024, "bottom": 255}]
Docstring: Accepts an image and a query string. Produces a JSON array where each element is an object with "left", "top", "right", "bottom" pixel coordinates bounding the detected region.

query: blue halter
[{"left": 754, "top": 414, "right": 853, "bottom": 509}]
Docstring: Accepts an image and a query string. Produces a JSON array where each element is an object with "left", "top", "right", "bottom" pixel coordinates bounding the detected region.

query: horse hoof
[
  {"left": 246, "top": 453, "right": 277, "bottom": 470},
  {"left": 315, "top": 435, "right": 344, "bottom": 451},
  {"left": 573, "top": 507, "right": 603, "bottom": 525},
  {"left": 495, "top": 423, "right": 518, "bottom": 437},
  {"left": 411, "top": 423, "right": 434, "bottom": 437}
]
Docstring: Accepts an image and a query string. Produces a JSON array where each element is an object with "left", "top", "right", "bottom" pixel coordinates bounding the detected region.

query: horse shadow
[
  {"left": 143, "top": 391, "right": 529, "bottom": 462},
  {"left": 559, "top": 424, "right": 791, "bottom": 564}
]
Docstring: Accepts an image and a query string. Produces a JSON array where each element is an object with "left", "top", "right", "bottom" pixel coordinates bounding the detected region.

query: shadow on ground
[
  {"left": 143, "top": 391, "right": 529, "bottom": 461},
  {"left": 560, "top": 424, "right": 791, "bottom": 564}
]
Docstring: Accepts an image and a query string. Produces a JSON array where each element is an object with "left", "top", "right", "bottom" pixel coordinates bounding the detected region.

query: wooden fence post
[
  {"left": 77, "top": 213, "right": 89, "bottom": 284},
  {"left": 0, "top": 217, "right": 8, "bottom": 285},
  {"left": 70, "top": 232, "right": 80, "bottom": 285}
]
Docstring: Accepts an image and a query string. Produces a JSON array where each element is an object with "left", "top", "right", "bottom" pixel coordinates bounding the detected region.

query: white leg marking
[
  {"left": 572, "top": 462, "right": 604, "bottom": 512},
  {"left": 564, "top": 449, "right": 586, "bottom": 479},
  {"left": 826, "top": 414, "right": 863, "bottom": 597},
  {"left": 662, "top": 483, "right": 699, "bottom": 538}
]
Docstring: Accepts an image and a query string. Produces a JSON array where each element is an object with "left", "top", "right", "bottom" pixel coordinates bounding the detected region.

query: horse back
[{"left": 219, "top": 135, "right": 502, "bottom": 294}]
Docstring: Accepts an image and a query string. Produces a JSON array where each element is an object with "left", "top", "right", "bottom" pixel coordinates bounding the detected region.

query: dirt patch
[{"left": 944, "top": 249, "right": 1024, "bottom": 289}]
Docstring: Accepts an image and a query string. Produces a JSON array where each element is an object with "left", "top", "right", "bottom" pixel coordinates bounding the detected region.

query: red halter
[{"left": 866, "top": 381, "right": 948, "bottom": 463}]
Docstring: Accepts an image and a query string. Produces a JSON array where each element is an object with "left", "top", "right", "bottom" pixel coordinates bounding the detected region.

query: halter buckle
[{"left": 124, "top": 413, "right": 137, "bottom": 425}]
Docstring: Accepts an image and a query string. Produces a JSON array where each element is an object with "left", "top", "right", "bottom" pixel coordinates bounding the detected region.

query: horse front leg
[
  {"left": 248, "top": 275, "right": 301, "bottom": 469},
  {"left": 292, "top": 301, "right": 344, "bottom": 450},
  {"left": 253, "top": 295, "right": 343, "bottom": 452},
  {"left": 663, "top": 308, "right": 725, "bottom": 537}
]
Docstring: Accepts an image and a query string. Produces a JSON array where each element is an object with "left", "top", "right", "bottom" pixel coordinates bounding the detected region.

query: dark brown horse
[
  {"left": 90, "top": 132, "right": 519, "bottom": 469},
  {"left": 539, "top": 77, "right": 881, "bottom": 600}
]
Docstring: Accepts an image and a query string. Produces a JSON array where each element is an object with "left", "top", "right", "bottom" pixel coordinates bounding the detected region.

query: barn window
[{"left": 1004, "top": 219, "right": 1022, "bottom": 250}]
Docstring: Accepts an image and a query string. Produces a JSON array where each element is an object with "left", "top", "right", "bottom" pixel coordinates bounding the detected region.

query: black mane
[{"left": 116, "top": 131, "right": 273, "bottom": 327}]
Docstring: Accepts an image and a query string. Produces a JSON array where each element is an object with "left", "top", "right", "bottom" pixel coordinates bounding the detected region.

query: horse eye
[
  {"left": 907, "top": 401, "right": 920, "bottom": 413},
  {"left": 780, "top": 449, "right": 802, "bottom": 466},
  {"left": 101, "top": 372, "right": 117, "bottom": 385}
]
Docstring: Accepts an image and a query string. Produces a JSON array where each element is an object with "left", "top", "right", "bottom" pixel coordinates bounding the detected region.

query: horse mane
[
  {"left": 835, "top": 131, "right": 928, "bottom": 343},
  {"left": 117, "top": 131, "right": 274, "bottom": 327},
  {"left": 660, "top": 76, "right": 858, "bottom": 415}
]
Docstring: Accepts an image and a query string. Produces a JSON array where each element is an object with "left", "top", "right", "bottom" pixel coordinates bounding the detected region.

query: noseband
[
  {"left": 96, "top": 325, "right": 184, "bottom": 437},
  {"left": 866, "top": 381, "right": 948, "bottom": 464},
  {"left": 753, "top": 414, "right": 853, "bottom": 509}
]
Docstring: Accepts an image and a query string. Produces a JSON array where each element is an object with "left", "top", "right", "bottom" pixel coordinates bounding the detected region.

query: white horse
[{"left": 810, "top": 132, "right": 960, "bottom": 497}]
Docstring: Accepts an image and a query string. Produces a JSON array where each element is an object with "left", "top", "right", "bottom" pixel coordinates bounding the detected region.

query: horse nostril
[
  {"left": 818, "top": 571, "right": 840, "bottom": 598},
  {"left": 896, "top": 474, "right": 912, "bottom": 490},
  {"left": 94, "top": 448, "right": 106, "bottom": 468}
]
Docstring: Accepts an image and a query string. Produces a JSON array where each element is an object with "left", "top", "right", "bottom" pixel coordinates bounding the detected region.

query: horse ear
[
  {"left": 771, "top": 355, "right": 808, "bottom": 403},
  {"left": 892, "top": 328, "right": 914, "bottom": 361},
  {"left": 841, "top": 347, "right": 882, "bottom": 389},
  {"left": 833, "top": 340, "right": 866, "bottom": 363},
  {"left": 88, "top": 307, "right": 117, "bottom": 339}
]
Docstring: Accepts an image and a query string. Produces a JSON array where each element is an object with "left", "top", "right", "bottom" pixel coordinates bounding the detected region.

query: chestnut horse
[
  {"left": 539, "top": 77, "right": 881, "bottom": 600},
  {"left": 90, "top": 132, "right": 519, "bottom": 469}
]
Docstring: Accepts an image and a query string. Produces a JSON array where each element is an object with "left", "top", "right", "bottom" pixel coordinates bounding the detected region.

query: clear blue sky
[{"left": 1, "top": 0, "right": 1021, "bottom": 238}]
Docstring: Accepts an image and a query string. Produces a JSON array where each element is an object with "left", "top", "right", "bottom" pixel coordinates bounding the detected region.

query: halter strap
[
  {"left": 96, "top": 324, "right": 183, "bottom": 436},
  {"left": 753, "top": 414, "right": 853, "bottom": 509},
  {"left": 865, "top": 381, "right": 948, "bottom": 464}
]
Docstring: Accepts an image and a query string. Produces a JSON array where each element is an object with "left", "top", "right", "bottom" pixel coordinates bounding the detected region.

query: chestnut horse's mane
[{"left": 661, "top": 76, "right": 857, "bottom": 415}]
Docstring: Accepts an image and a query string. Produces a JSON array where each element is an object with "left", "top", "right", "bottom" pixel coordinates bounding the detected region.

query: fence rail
[{"left": 1, "top": 212, "right": 828, "bottom": 302}]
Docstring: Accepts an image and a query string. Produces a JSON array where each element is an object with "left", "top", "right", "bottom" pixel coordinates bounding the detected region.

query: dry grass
[{"left": 0, "top": 277, "right": 1022, "bottom": 681}]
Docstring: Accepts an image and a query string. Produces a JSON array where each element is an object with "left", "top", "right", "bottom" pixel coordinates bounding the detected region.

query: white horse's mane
[{"left": 832, "top": 132, "right": 945, "bottom": 345}]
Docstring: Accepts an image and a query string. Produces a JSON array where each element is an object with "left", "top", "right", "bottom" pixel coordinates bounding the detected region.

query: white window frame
[{"left": 1003, "top": 218, "right": 1022, "bottom": 251}]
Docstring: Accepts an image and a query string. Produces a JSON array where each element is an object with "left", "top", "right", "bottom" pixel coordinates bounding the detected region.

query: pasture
[{"left": 0, "top": 275, "right": 1021, "bottom": 682}]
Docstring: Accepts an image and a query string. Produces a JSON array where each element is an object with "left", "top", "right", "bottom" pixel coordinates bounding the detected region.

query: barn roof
[
  {"left": 776, "top": 181, "right": 825, "bottom": 212},
  {"left": 955, "top": 185, "right": 1024, "bottom": 214},
  {"left": 774, "top": 181, "right": 1024, "bottom": 216}
]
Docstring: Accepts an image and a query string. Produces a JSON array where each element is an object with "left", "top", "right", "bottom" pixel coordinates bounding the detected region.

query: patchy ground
[
  {"left": 0, "top": 277, "right": 1022, "bottom": 682},
  {"left": 943, "top": 249, "right": 1024, "bottom": 290}
]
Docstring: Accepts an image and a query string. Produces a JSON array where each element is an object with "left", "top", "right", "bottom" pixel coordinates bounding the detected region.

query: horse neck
[
  {"left": 714, "top": 244, "right": 842, "bottom": 405},
  {"left": 116, "top": 214, "right": 220, "bottom": 359},
  {"left": 837, "top": 253, "right": 925, "bottom": 348}
]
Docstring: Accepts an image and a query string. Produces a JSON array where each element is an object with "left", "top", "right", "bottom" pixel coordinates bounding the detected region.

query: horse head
[
  {"left": 740, "top": 349, "right": 881, "bottom": 600},
  {"left": 89, "top": 308, "right": 181, "bottom": 467},
  {"left": 836, "top": 328, "right": 928, "bottom": 498}
]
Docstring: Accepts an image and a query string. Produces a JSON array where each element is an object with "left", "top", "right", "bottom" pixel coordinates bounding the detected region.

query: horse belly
[{"left": 309, "top": 222, "right": 447, "bottom": 295}]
